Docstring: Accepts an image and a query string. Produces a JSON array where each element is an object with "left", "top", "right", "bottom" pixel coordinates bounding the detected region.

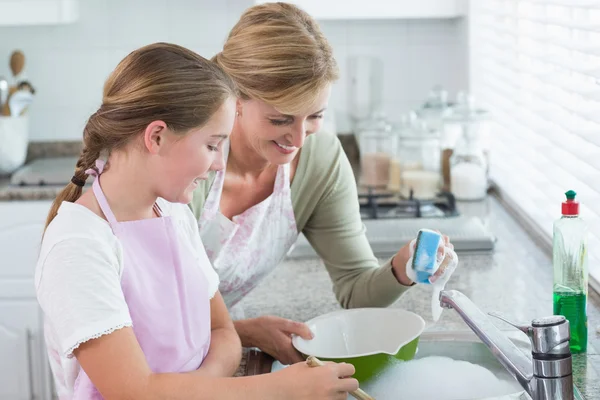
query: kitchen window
[{"left": 469, "top": 0, "right": 600, "bottom": 291}]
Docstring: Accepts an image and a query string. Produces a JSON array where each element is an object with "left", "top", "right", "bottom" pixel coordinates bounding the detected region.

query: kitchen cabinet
[
  {"left": 254, "top": 0, "right": 467, "bottom": 20},
  {"left": 0, "top": 200, "right": 55, "bottom": 400},
  {"left": 0, "top": 301, "right": 49, "bottom": 400},
  {"left": 0, "top": 201, "right": 52, "bottom": 298},
  {"left": 0, "top": 0, "right": 79, "bottom": 26}
]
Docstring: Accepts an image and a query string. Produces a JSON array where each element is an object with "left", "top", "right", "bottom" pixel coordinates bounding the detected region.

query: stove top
[
  {"left": 359, "top": 189, "right": 458, "bottom": 219},
  {"left": 10, "top": 157, "right": 78, "bottom": 186},
  {"left": 286, "top": 188, "right": 495, "bottom": 259}
]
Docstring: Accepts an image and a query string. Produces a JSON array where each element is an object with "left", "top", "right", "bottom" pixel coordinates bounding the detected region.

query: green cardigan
[{"left": 189, "top": 132, "right": 412, "bottom": 308}]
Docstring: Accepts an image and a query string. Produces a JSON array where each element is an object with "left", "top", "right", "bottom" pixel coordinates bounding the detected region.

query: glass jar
[
  {"left": 387, "top": 113, "right": 415, "bottom": 193},
  {"left": 450, "top": 128, "right": 488, "bottom": 201},
  {"left": 357, "top": 112, "right": 396, "bottom": 189},
  {"left": 442, "top": 92, "right": 491, "bottom": 192},
  {"left": 348, "top": 55, "right": 384, "bottom": 131},
  {"left": 395, "top": 118, "right": 441, "bottom": 200},
  {"left": 417, "top": 85, "right": 452, "bottom": 134}
]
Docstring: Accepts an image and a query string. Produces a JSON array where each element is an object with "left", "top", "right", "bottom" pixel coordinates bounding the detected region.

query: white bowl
[{"left": 293, "top": 308, "right": 426, "bottom": 358}]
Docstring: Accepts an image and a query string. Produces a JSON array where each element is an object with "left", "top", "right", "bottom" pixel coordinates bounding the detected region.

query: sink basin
[
  {"left": 403, "top": 331, "right": 528, "bottom": 399},
  {"left": 271, "top": 330, "right": 584, "bottom": 399}
]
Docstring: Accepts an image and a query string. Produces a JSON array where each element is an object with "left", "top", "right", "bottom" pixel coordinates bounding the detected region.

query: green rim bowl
[{"left": 292, "top": 308, "right": 426, "bottom": 383}]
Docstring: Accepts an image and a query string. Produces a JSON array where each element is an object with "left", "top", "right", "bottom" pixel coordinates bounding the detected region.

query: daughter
[{"left": 35, "top": 43, "right": 357, "bottom": 400}]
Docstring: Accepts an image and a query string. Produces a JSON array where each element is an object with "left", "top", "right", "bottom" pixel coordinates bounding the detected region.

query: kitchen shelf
[
  {"left": 254, "top": 0, "right": 467, "bottom": 20},
  {"left": 0, "top": 0, "right": 79, "bottom": 26}
]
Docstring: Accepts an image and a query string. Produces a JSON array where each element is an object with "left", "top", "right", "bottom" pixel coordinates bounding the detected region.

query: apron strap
[
  {"left": 92, "top": 176, "right": 120, "bottom": 228},
  {"left": 203, "top": 141, "right": 230, "bottom": 214},
  {"left": 86, "top": 159, "right": 120, "bottom": 229},
  {"left": 276, "top": 162, "right": 291, "bottom": 194}
]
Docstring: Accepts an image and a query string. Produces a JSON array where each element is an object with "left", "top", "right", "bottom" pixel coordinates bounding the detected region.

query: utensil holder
[{"left": 0, "top": 115, "right": 29, "bottom": 175}]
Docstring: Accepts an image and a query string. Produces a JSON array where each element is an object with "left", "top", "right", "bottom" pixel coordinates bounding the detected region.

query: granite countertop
[
  {"left": 234, "top": 197, "right": 600, "bottom": 399},
  {"left": 0, "top": 178, "right": 65, "bottom": 201}
]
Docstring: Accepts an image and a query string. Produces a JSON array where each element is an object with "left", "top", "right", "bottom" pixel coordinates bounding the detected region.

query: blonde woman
[
  {"left": 190, "top": 2, "right": 458, "bottom": 365},
  {"left": 36, "top": 43, "right": 358, "bottom": 400}
]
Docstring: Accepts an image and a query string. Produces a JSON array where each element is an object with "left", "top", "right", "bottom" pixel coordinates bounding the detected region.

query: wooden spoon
[
  {"left": 10, "top": 50, "right": 25, "bottom": 79},
  {"left": 306, "top": 356, "right": 376, "bottom": 400}
]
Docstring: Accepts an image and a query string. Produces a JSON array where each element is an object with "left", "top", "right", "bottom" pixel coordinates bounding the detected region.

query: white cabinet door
[
  {"left": 0, "top": 201, "right": 51, "bottom": 298},
  {"left": 0, "top": 300, "right": 41, "bottom": 400},
  {"left": 0, "top": 201, "right": 52, "bottom": 228},
  {"left": 0, "top": 221, "right": 46, "bottom": 298},
  {"left": 0, "top": 201, "right": 55, "bottom": 399}
]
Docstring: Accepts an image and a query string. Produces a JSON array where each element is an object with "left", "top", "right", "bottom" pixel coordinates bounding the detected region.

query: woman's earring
[{"left": 236, "top": 111, "right": 240, "bottom": 117}]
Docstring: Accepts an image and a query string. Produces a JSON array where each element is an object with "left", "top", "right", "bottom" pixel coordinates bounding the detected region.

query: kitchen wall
[{"left": 0, "top": 0, "right": 468, "bottom": 142}]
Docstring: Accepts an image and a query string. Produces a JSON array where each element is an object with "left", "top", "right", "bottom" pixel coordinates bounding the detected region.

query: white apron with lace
[{"left": 198, "top": 147, "right": 298, "bottom": 317}]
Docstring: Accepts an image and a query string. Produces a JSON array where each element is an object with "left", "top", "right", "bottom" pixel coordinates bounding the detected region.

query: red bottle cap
[{"left": 562, "top": 190, "right": 579, "bottom": 216}]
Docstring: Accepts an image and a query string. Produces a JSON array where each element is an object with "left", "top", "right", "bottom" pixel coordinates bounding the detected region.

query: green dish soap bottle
[{"left": 553, "top": 190, "right": 588, "bottom": 353}]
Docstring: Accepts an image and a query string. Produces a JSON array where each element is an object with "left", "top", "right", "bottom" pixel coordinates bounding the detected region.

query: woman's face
[{"left": 236, "top": 85, "right": 331, "bottom": 165}]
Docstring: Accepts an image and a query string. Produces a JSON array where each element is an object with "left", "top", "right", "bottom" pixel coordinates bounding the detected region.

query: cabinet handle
[{"left": 26, "top": 328, "right": 35, "bottom": 400}]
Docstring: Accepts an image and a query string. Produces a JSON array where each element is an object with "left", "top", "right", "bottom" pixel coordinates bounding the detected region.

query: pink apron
[
  {"left": 199, "top": 144, "right": 298, "bottom": 316},
  {"left": 72, "top": 160, "right": 212, "bottom": 399}
]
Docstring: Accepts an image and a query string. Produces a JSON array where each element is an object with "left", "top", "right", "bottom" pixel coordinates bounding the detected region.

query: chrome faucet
[{"left": 439, "top": 290, "right": 574, "bottom": 400}]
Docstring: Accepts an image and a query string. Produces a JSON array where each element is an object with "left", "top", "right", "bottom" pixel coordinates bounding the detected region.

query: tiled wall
[{"left": 0, "top": 0, "right": 468, "bottom": 141}]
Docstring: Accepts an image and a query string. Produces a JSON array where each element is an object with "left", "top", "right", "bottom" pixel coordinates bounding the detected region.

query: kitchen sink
[{"left": 270, "top": 330, "right": 583, "bottom": 399}]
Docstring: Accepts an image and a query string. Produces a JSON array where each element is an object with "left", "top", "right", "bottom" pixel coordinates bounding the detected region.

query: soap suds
[{"left": 359, "top": 356, "right": 522, "bottom": 400}]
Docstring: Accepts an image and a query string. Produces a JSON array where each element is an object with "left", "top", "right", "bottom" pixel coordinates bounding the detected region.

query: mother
[{"left": 190, "top": 2, "right": 456, "bottom": 365}]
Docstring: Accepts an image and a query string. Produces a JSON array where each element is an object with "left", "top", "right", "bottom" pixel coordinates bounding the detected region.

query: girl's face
[{"left": 150, "top": 97, "right": 236, "bottom": 204}]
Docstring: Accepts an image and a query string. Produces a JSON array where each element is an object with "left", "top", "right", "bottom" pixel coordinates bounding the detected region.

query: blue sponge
[{"left": 412, "top": 229, "right": 442, "bottom": 283}]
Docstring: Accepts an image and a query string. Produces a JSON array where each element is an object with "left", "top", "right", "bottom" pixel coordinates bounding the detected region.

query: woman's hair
[
  {"left": 44, "top": 42, "right": 236, "bottom": 230},
  {"left": 212, "top": 2, "right": 338, "bottom": 115}
]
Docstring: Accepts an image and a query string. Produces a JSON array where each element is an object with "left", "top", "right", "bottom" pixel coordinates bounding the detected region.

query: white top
[{"left": 34, "top": 199, "right": 219, "bottom": 399}]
